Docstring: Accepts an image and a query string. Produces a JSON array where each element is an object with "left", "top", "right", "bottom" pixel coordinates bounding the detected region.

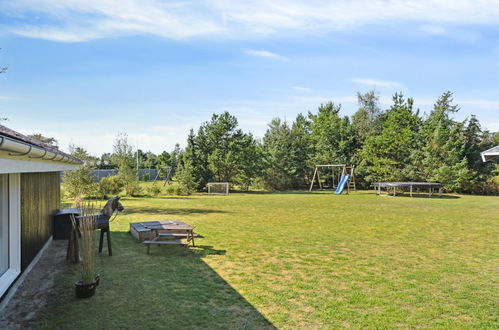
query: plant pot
[{"left": 75, "top": 275, "right": 100, "bottom": 298}]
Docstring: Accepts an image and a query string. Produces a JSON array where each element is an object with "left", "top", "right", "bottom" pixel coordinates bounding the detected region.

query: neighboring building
[
  {"left": 481, "top": 145, "right": 499, "bottom": 162},
  {"left": 0, "top": 125, "right": 81, "bottom": 298}
]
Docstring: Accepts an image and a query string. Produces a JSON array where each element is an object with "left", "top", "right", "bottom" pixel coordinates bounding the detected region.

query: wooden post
[
  {"left": 309, "top": 167, "right": 318, "bottom": 192},
  {"left": 66, "top": 228, "right": 80, "bottom": 263}
]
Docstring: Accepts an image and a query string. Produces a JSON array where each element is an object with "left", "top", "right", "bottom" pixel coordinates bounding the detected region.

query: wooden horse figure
[{"left": 97, "top": 196, "right": 124, "bottom": 256}]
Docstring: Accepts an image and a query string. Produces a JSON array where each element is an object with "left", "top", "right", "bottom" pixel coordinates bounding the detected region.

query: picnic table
[{"left": 130, "top": 220, "right": 198, "bottom": 253}]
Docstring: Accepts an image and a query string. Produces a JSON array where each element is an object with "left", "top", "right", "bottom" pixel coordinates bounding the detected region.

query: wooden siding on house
[{"left": 20, "top": 172, "right": 60, "bottom": 271}]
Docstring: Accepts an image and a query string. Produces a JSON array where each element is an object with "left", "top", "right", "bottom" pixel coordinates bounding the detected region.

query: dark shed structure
[{"left": 0, "top": 125, "right": 81, "bottom": 299}]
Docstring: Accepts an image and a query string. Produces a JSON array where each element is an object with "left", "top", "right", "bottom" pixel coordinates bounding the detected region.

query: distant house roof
[
  {"left": 481, "top": 145, "right": 499, "bottom": 162},
  {"left": 0, "top": 124, "right": 81, "bottom": 164}
]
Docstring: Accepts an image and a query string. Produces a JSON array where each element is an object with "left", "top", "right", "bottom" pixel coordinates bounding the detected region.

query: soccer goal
[{"left": 207, "top": 182, "right": 229, "bottom": 195}]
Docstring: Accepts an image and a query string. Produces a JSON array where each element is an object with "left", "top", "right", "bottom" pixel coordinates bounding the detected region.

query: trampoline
[{"left": 375, "top": 182, "right": 442, "bottom": 197}]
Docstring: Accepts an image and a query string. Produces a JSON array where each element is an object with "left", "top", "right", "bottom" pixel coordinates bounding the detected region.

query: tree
[
  {"left": 200, "top": 112, "right": 244, "bottom": 183},
  {"left": 111, "top": 133, "right": 139, "bottom": 196},
  {"left": 96, "top": 153, "right": 114, "bottom": 169},
  {"left": 351, "top": 90, "right": 383, "bottom": 145},
  {"left": 361, "top": 93, "right": 421, "bottom": 184},
  {"left": 236, "top": 133, "right": 263, "bottom": 190},
  {"left": 418, "top": 92, "right": 471, "bottom": 191},
  {"left": 176, "top": 112, "right": 265, "bottom": 191},
  {"left": 176, "top": 129, "right": 202, "bottom": 192},
  {"left": 262, "top": 118, "right": 295, "bottom": 190},
  {"left": 62, "top": 145, "right": 96, "bottom": 200},
  {"left": 308, "top": 102, "right": 356, "bottom": 165},
  {"left": 289, "top": 114, "right": 312, "bottom": 187},
  {"left": 28, "top": 133, "right": 58, "bottom": 149},
  {"left": 169, "top": 143, "right": 182, "bottom": 170}
]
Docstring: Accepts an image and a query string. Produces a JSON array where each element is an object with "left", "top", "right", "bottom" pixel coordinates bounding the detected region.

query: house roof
[
  {"left": 481, "top": 145, "right": 499, "bottom": 162},
  {"left": 0, "top": 125, "right": 59, "bottom": 151},
  {"left": 0, "top": 124, "right": 81, "bottom": 164}
]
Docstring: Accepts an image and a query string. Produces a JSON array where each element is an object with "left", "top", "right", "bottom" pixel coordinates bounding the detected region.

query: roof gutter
[{"left": 0, "top": 135, "right": 82, "bottom": 165}]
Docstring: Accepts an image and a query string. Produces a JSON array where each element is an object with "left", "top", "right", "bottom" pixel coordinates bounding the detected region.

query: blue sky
[{"left": 0, "top": 0, "right": 498, "bottom": 155}]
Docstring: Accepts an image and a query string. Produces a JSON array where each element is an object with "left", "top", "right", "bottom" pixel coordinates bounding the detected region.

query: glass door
[{"left": 0, "top": 174, "right": 8, "bottom": 277}]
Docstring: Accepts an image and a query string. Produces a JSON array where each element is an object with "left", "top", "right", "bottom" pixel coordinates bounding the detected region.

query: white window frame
[{"left": 0, "top": 173, "right": 21, "bottom": 297}]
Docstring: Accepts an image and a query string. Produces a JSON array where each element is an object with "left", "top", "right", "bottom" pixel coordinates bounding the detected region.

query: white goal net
[{"left": 207, "top": 182, "right": 229, "bottom": 195}]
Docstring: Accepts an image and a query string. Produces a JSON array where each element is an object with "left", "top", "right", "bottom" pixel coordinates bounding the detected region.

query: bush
[
  {"left": 175, "top": 184, "right": 190, "bottom": 196},
  {"left": 124, "top": 180, "right": 142, "bottom": 197},
  {"left": 164, "top": 182, "right": 190, "bottom": 196},
  {"left": 145, "top": 184, "right": 162, "bottom": 196},
  {"left": 142, "top": 172, "right": 150, "bottom": 182},
  {"left": 98, "top": 175, "right": 124, "bottom": 199},
  {"left": 62, "top": 166, "right": 95, "bottom": 200},
  {"left": 165, "top": 183, "right": 175, "bottom": 195}
]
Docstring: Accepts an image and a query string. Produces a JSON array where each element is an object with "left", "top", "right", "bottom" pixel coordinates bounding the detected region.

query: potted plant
[{"left": 70, "top": 203, "right": 100, "bottom": 298}]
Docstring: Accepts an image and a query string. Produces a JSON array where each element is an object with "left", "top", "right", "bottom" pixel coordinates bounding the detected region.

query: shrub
[
  {"left": 142, "top": 172, "right": 150, "bottom": 182},
  {"left": 124, "top": 180, "right": 142, "bottom": 197},
  {"left": 175, "top": 184, "right": 190, "bottom": 196},
  {"left": 98, "top": 175, "right": 124, "bottom": 199},
  {"left": 63, "top": 165, "right": 95, "bottom": 200},
  {"left": 146, "top": 184, "right": 162, "bottom": 196},
  {"left": 165, "top": 183, "right": 175, "bottom": 195}
]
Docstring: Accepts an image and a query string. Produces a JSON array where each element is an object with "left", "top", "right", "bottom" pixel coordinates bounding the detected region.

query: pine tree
[
  {"left": 361, "top": 93, "right": 421, "bottom": 184},
  {"left": 308, "top": 102, "right": 356, "bottom": 165},
  {"left": 262, "top": 118, "right": 295, "bottom": 190},
  {"left": 420, "top": 92, "right": 470, "bottom": 191}
]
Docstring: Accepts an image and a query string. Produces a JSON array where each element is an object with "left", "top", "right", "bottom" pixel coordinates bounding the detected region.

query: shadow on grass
[
  {"left": 377, "top": 193, "right": 461, "bottom": 199},
  {"left": 232, "top": 190, "right": 313, "bottom": 195},
  {"left": 124, "top": 207, "right": 230, "bottom": 216},
  {"left": 150, "top": 196, "right": 193, "bottom": 200},
  {"left": 38, "top": 231, "right": 274, "bottom": 329}
]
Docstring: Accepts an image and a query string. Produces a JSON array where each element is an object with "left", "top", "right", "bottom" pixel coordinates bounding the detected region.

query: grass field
[{"left": 40, "top": 190, "right": 498, "bottom": 329}]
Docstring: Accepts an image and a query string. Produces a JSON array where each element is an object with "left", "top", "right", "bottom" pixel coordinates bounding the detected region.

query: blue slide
[{"left": 335, "top": 174, "right": 350, "bottom": 194}]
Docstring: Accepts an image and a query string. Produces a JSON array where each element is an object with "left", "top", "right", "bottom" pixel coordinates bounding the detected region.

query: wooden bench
[{"left": 158, "top": 233, "right": 199, "bottom": 238}]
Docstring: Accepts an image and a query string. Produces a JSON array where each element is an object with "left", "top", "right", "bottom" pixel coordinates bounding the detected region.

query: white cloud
[
  {"left": 3, "top": 0, "right": 499, "bottom": 42},
  {"left": 292, "top": 86, "right": 311, "bottom": 92},
  {"left": 245, "top": 49, "right": 285, "bottom": 60},
  {"left": 12, "top": 27, "right": 105, "bottom": 43},
  {"left": 351, "top": 78, "right": 403, "bottom": 89}
]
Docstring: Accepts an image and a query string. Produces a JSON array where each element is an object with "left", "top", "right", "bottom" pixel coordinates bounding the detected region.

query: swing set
[
  {"left": 308, "top": 164, "right": 356, "bottom": 193},
  {"left": 153, "top": 166, "right": 173, "bottom": 186}
]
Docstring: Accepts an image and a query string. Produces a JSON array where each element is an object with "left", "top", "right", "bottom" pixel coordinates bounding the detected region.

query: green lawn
[{"left": 40, "top": 191, "right": 498, "bottom": 329}]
